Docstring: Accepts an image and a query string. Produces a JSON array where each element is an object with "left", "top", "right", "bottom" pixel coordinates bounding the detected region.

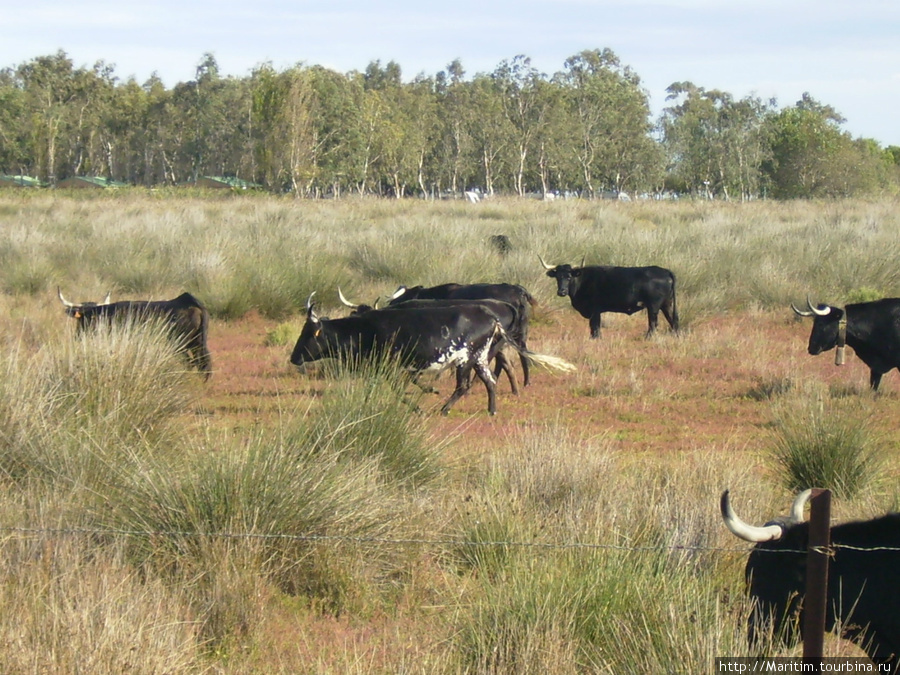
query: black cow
[
  {"left": 58, "top": 288, "right": 212, "bottom": 379},
  {"left": 291, "top": 293, "right": 573, "bottom": 415},
  {"left": 722, "top": 490, "right": 900, "bottom": 670},
  {"left": 792, "top": 296, "right": 900, "bottom": 391},
  {"left": 539, "top": 256, "right": 679, "bottom": 339},
  {"left": 337, "top": 289, "right": 526, "bottom": 394},
  {"left": 387, "top": 282, "right": 537, "bottom": 386}
]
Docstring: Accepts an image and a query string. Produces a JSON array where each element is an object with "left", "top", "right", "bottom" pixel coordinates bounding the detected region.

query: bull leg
[
  {"left": 472, "top": 362, "right": 498, "bottom": 415},
  {"left": 492, "top": 351, "right": 519, "bottom": 395},
  {"left": 661, "top": 299, "right": 679, "bottom": 332},
  {"left": 192, "top": 344, "right": 213, "bottom": 380},
  {"left": 589, "top": 311, "right": 603, "bottom": 339},
  {"left": 870, "top": 369, "right": 884, "bottom": 392},
  {"left": 645, "top": 307, "right": 660, "bottom": 338},
  {"left": 440, "top": 367, "right": 472, "bottom": 415}
]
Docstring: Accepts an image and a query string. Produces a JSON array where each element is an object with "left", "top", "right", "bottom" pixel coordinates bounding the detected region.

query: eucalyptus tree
[
  {"left": 0, "top": 69, "right": 29, "bottom": 174},
  {"left": 168, "top": 53, "right": 251, "bottom": 182},
  {"left": 12, "top": 51, "right": 82, "bottom": 182},
  {"left": 251, "top": 63, "right": 319, "bottom": 193},
  {"left": 433, "top": 60, "right": 474, "bottom": 194},
  {"left": 492, "top": 55, "right": 550, "bottom": 195},
  {"left": 305, "top": 66, "right": 363, "bottom": 197},
  {"left": 661, "top": 82, "right": 772, "bottom": 199},
  {"left": 764, "top": 93, "right": 871, "bottom": 198},
  {"left": 466, "top": 73, "right": 512, "bottom": 195},
  {"left": 559, "top": 48, "right": 662, "bottom": 197}
]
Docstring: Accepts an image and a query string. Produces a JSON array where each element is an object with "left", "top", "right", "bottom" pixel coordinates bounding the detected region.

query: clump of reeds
[{"left": 769, "top": 389, "right": 885, "bottom": 498}]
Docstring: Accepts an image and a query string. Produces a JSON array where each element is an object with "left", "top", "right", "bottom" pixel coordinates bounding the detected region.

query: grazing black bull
[
  {"left": 58, "top": 288, "right": 212, "bottom": 379},
  {"left": 722, "top": 490, "right": 900, "bottom": 671},
  {"left": 292, "top": 293, "right": 573, "bottom": 415},
  {"left": 539, "top": 256, "right": 679, "bottom": 338},
  {"left": 387, "top": 282, "right": 537, "bottom": 386},
  {"left": 792, "top": 296, "right": 900, "bottom": 391},
  {"left": 337, "top": 289, "right": 527, "bottom": 394}
]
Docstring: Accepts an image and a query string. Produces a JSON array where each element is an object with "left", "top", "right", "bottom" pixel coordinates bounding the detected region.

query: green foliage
[
  {"left": 769, "top": 393, "right": 885, "bottom": 498},
  {"left": 846, "top": 286, "right": 883, "bottom": 304}
]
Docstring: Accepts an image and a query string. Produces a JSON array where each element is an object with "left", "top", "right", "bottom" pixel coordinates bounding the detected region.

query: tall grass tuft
[
  {"left": 0, "top": 320, "right": 198, "bottom": 488},
  {"left": 294, "top": 353, "right": 445, "bottom": 488},
  {"left": 769, "top": 390, "right": 885, "bottom": 498}
]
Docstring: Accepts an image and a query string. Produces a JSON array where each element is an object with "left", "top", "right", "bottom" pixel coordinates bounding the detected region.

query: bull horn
[
  {"left": 57, "top": 287, "right": 76, "bottom": 308},
  {"left": 100, "top": 292, "right": 111, "bottom": 306},
  {"left": 373, "top": 297, "right": 381, "bottom": 309},
  {"left": 306, "top": 291, "right": 317, "bottom": 312},
  {"left": 390, "top": 286, "right": 407, "bottom": 301},
  {"left": 580, "top": 255, "right": 586, "bottom": 268},
  {"left": 720, "top": 490, "right": 784, "bottom": 543},
  {"left": 337, "top": 287, "right": 358, "bottom": 309},
  {"left": 791, "top": 301, "right": 814, "bottom": 317},
  {"left": 807, "top": 296, "right": 831, "bottom": 317},
  {"left": 789, "top": 488, "right": 813, "bottom": 523},
  {"left": 537, "top": 254, "right": 555, "bottom": 270}
]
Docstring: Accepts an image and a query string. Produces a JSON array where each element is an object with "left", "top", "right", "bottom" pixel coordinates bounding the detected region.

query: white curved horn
[
  {"left": 57, "top": 287, "right": 76, "bottom": 308},
  {"left": 791, "top": 301, "right": 814, "bottom": 317},
  {"left": 100, "top": 292, "right": 111, "bottom": 306},
  {"left": 720, "top": 490, "right": 784, "bottom": 543},
  {"left": 789, "top": 489, "right": 813, "bottom": 523},
  {"left": 306, "top": 291, "right": 317, "bottom": 312},
  {"left": 389, "top": 286, "right": 407, "bottom": 301},
  {"left": 808, "top": 296, "right": 831, "bottom": 317},
  {"left": 337, "top": 287, "right": 358, "bottom": 309},
  {"left": 537, "top": 254, "right": 555, "bottom": 270}
]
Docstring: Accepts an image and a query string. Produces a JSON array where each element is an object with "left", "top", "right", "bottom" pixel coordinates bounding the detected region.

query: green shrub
[{"left": 769, "top": 393, "right": 884, "bottom": 498}]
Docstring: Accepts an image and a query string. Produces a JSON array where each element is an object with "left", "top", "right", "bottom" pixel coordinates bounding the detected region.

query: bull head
[
  {"left": 721, "top": 489, "right": 812, "bottom": 543},
  {"left": 58, "top": 287, "right": 111, "bottom": 318},
  {"left": 790, "top": 296, "right": 831, "bottom": 318}
]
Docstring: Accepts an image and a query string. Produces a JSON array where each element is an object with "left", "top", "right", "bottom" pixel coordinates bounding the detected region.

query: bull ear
[{"left": 570, "top": 267, "right": 583, "bottom": 277}]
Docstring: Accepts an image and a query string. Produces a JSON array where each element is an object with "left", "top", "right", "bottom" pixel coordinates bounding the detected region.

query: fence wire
[{"left": 4, "top": 525, "right": 893, "bottom": 556}]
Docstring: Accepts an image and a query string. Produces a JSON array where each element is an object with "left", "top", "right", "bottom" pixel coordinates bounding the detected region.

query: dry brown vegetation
[{"left": 1, "top": 193, "right": 899, "bottom": 673}]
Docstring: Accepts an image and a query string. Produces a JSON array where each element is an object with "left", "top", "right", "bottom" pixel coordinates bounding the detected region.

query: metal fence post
[{"left": 803, "top": 488, "right": 832, "bottom": 670}]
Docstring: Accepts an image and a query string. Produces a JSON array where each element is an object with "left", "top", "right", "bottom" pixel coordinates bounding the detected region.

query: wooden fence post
[{"left": 802, "top": 488, "right": 832, "bottom": 670}]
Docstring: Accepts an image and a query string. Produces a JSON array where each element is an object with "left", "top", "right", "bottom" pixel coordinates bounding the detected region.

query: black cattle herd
[{"left": 56, "top": 254, "right": 900, "bottom": 667}]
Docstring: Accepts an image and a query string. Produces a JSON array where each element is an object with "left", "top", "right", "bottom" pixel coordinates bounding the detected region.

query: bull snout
[{"left": 556, "top": 288, "right": 569, "bottom": 297}]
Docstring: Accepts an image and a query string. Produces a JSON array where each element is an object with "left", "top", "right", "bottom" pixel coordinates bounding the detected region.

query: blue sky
[{"left": 4, "top": 0, "right": 899, "bottom": 146}]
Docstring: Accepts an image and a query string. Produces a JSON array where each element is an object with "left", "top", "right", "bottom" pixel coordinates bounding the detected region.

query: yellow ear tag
[{"left": 74, "top": 311, "right": 82, "bottom": 319}]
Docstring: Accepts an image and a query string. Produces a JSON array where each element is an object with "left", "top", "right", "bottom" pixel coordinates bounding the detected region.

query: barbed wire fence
[{"left": 1, "top": 524, "right": 890, "bottom": 555}]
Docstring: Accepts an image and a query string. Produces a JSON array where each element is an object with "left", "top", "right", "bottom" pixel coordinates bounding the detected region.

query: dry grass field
[{"left": 2, "top": 193, "right": 900, "bottom": 673}]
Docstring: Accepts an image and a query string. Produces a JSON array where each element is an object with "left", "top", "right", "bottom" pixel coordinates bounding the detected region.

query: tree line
[{"left": 1, "top": 49, "right": 898, "bottom": 199}]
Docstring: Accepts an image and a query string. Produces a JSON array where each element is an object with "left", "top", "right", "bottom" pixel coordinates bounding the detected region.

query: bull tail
[
  {"left": 495, "top": 323, "right": 576, "bottom": 374},
  {"left": 667, "top": 273, "right": 680, "bottom": 332}
]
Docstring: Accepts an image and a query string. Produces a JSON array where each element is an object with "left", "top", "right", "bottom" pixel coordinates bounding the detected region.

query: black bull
[
  {"left": 58, "top": 288, "right": 212, "bottom": 379},
  {"left": 338, "top": 289, "right": 529, "bottom": 394},
  {"left": 792, "top": 297, "right": 900, "bottom": 391},
  {"left": 388, "top": 282, "right": 537, "bottom": 386},
  {"left": 539, "top": 256, "right": 678, "bottom": 338},
  {"left": 290, "top": 294, "right": 573, "bottom": 415},
  {"left": 722, "top": 490, "right": 900, "bottom": 671}
]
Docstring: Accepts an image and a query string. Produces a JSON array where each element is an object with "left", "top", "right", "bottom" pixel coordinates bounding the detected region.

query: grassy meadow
[{"left": 1, "top": 192, "right": 900, "bottom": 673}]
